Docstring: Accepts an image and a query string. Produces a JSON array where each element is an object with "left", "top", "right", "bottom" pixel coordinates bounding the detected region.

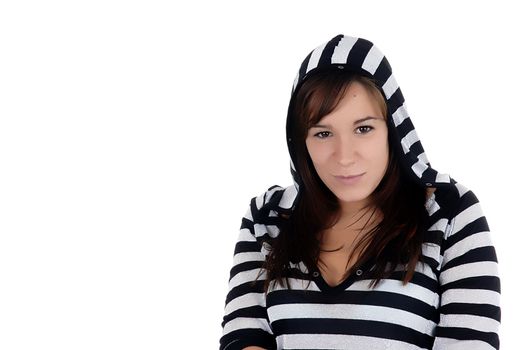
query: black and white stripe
[
  {"left": 221, "top": 34, "right": 500, "bottom": 349},
  {"left": 220, "top": 184, "right": 500, "bottom": 349}
]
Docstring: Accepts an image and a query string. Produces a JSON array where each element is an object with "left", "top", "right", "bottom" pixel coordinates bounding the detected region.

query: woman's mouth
[{"left": 334, "top": 173, "right": 365, "bottom": 185}]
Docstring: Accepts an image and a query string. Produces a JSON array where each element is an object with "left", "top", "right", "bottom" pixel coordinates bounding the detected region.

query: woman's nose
[{"left": 335, "top": 136, "right": 356, "bottom": 167}]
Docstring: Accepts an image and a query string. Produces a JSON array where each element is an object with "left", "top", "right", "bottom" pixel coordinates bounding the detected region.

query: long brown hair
[{"left": 263, "top": 68, "right": 428, "bottom": 292}]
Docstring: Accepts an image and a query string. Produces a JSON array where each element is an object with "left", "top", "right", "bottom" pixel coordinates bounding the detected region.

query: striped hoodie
[{"left": 219, "top": 34, "right": 501, "bottom": 350}]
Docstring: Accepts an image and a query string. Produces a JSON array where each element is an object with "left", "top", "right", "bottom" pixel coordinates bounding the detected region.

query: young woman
[{"left": 219, "top": 34, "right": 501, "bottom": 350}]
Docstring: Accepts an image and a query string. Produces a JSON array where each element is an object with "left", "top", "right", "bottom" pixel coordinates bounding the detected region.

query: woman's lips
[{"left": 334, "top": 173, "right": 365, "bottom": 185}]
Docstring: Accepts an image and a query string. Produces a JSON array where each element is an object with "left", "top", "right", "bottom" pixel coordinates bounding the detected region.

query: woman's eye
[
  {"left": 314, "top": 131, "right": 331, "bottom": 139},
  {"left": 356, "top": 126, "right": 374, "bottom": 134}
]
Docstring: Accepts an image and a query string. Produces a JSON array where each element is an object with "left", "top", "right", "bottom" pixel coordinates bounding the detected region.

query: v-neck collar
[{"left": 311, "top": 259, "right": 375, "bottom": 293}]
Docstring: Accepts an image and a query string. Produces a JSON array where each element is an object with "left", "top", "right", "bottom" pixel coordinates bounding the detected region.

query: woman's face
[{"left": 305, "top": 81, "right": 389, "bottom": 215}]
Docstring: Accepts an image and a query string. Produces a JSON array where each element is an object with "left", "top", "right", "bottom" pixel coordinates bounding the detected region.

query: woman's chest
[{"left": 265, "top": 272, "right": 441, "bottom": 349}]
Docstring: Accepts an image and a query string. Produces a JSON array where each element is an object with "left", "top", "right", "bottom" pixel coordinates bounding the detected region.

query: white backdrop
[{"left": 0, "top": 1, "right": 520, "bottom": 349}]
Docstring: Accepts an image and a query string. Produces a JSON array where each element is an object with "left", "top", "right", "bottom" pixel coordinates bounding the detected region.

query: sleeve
[
  {"left": 219, "top": 196, "right": 277, "bottom": 350},
  {"left": 432, "top": 187, "right": 501, "bottom": 350}
]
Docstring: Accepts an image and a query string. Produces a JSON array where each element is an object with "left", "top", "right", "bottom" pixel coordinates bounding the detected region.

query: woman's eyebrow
[
  {"left": 354, "top": 116, "right": 382, "bottom": 124},
  {"left": 310, "top": 116, "right": 382, "bottom": 128}
]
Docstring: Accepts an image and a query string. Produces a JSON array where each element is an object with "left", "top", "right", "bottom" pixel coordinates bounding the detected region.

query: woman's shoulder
[
  {"left": 431, "top": 178, "right": 485, "bottom": 219},
  {"left": 248, "top": 184, "right": 297, "bottom": 220},
  {"left": 241, "top": 184, "right": 295, "bottom": 242}
]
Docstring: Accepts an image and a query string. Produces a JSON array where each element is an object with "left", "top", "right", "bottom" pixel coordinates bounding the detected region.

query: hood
[{"left": 267, "top": 34, "right": 452, "bottom": 214}]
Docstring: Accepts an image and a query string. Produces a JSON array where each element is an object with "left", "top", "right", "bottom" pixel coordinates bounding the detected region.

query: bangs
[{"left": 298, "top": 71, "right": 388, "bottom": 134}]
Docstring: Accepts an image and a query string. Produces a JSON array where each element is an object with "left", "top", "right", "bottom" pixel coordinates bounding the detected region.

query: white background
[{"left": 0, "top": 1, "right": 520, "bottom": 349}]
